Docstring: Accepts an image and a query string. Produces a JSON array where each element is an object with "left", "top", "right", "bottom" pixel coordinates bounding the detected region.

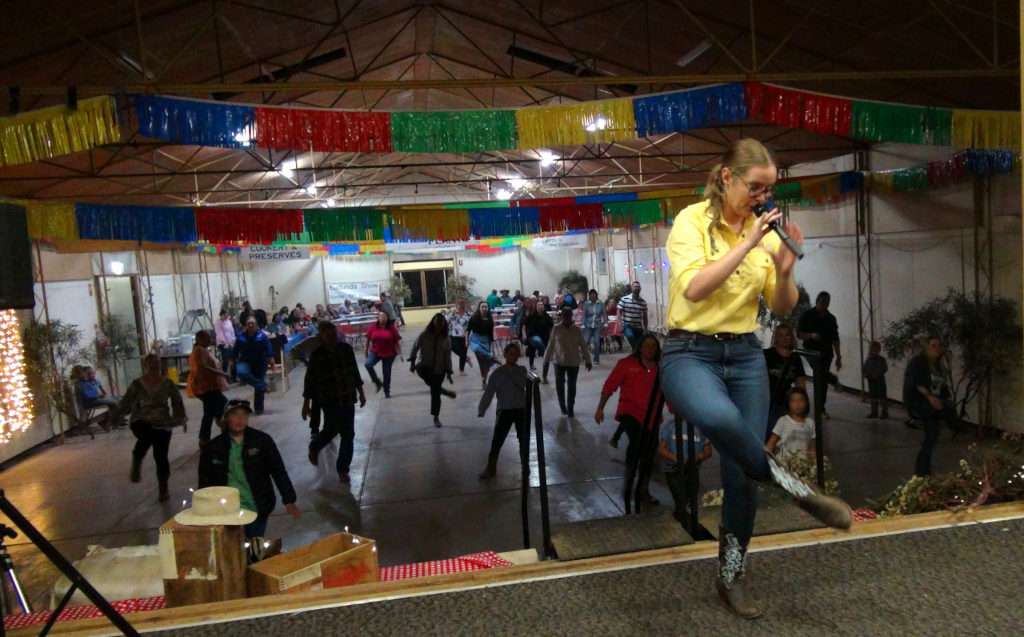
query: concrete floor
[{"left": 0, "top": 347, "right": 975, "bottom": 609}]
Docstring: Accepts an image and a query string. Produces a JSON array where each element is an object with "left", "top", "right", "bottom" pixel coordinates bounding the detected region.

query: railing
[
  {"left": 521, "top": 373, "right": 553, "bottom": 559},
  {"left": 796, "top": 348, "right": 827, "bottom": 488}
]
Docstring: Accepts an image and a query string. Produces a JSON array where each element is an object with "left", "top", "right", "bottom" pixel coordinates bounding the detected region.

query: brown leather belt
[{"left": 667, "top": 329, "right": 745, "bottom": 341}]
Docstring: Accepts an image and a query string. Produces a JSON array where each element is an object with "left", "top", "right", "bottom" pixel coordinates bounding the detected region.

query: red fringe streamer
[
  {"left": 745, "top": 83, "right": 852, "bottom": 137},
  {"left": 254, "top": 108, "right": 393, "bottom": 153},
  {"left": 537, "top": 204, "right": 605, "bottom": 232},
  {"left": 195, "top": 208, "right": 305, "bottom": 244}
]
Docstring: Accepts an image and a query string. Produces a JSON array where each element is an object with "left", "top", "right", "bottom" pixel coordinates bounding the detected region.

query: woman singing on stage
[{"left": 660, "top": 139, "right": 851, "bottom": 619}]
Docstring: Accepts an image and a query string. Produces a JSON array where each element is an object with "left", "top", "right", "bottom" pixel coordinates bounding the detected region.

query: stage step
[
  {"left": 550, "top": 511, "right": 693, "bottom": 561},
  {"left": 699, "top": 500, "right": 824, "bottom": 539}
]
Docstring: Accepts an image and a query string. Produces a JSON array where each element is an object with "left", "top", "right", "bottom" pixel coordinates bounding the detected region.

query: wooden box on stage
[
  {"left": 247, "top": 532, "right": 379, "bottom": 597},
  {"left": 158, "top": 519, "right": 248, "bottom": 607}
]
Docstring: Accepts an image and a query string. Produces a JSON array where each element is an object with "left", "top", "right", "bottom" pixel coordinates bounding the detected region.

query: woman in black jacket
[{"left": 198, "top": 400, "right": 301, "bottom": 538}]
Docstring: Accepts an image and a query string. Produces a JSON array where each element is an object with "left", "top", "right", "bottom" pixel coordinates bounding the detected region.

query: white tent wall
[
  {"left": 788, "top": 144, "right": 1022, "bottom": 432},
  {"left": 460, "top": 248, "right": 585, "bottom": 299}
]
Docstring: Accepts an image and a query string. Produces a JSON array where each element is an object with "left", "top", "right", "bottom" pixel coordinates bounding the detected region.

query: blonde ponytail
[{"left": 703, "top": 139, "right": 774, "bottom": 253}]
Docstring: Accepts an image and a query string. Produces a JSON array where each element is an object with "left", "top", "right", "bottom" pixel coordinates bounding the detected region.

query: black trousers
[
  {"left": 131, "top": 420, "right": 172, "bottom": 482},
  {"left": 417, "top": 367, "right": 447, "bottom": 416},
  {"left": 868, "top": 378, "right": 889, "bottom": 416},
  {"left": 621, "top": 415, "right": 659, "bottom": 513},
  {"left": 914, "top": 403, "right": 957, "bottom": 476},
  {"left": 310, "top": 401, "right": 356, "bottom": 474},
  {"left": 197, "top": 390, "right": 227, "bottom": 442},
  {"left": 553, "top": 364, "right": 579, "bottom": 416},
  {"left": 451, "top": 336, "right": 468, "bottom": 372},
  {"left": 488, "top": 408, "right": 531, "bottom": 466}
]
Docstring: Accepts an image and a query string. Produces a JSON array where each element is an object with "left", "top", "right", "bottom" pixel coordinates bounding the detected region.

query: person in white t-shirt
[{"left": 767, "top": 387, "right": 815, "bottom": 459}]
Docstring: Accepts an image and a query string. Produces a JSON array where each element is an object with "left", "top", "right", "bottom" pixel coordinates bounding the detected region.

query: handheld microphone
[{"left": 753, "top": 198, "right": 804, "bottom": 260}]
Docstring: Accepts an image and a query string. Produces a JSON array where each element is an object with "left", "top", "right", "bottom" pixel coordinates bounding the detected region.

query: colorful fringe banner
[
  {"left": 0, "top": 96, "right": 120, "bottom": 167},
  {"left": 75, "top": 204, "right": 197, "bottom": 243},
  {"left": 603, "top": 200, "right": 664, "bottom": 227},
  {"left": 633, "top": 83, "right": 747, "bottom": 137},
  {"left": 390, "top": 110, "right": 517, "bottom": 153},
  {"left": 515, "top": 98, "right": 637, "bottom": 149},
  {"left": 134, "top": 95, "right": 254, "bottom": 148},
  {"left": 850, "top": 101, "right": 951, "bottom": 145},
  {"left": 951, "top": 110, "right": 1021, "bottom": 151},
  {"left": 745, "top": 83, "right": 852, "bottom": 137},
  {"left": 25, "top": 201, "right": 78, "bottom": 241},
  {"left": 254, "top": 107, "right": 392, "bottom": 153},
  {"left": 389, "top": 208, "right": 470, "bottom": 242},
  {"left": 469, "top": 207, "right": 540, "bottom": 237},
  {"left": 195, "top": 208, "right": 304, "bottom": 244},
  {"left": 302, "top": 208, "right": 388, "bottom": 242},
  {"left": 870, "top": 150, "right": 1014, "bottom": 193},
  {"left": 533, "top": 202, "right": 605, "bottom": 232}
]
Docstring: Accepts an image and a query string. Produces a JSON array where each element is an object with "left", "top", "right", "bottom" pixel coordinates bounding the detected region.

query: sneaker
[{"left": 433, "top": 417, "right": 443, "bottom": 428}]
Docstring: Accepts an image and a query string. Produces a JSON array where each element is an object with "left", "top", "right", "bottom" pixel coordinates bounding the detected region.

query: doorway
[
  {"left": 95, "top": 275, "right": 145, "bottom": 391},
  {"left": 393, "top": 259, "right": 454, "bottom": 308}
]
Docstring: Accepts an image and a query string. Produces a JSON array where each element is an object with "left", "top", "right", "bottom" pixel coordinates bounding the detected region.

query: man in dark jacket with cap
[{"left": 199, "top": 399, "right": 301, "bottom": 538}]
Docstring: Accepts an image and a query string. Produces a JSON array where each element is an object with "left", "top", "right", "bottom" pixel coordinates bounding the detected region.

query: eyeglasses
[{"left": 735, "top": 175, "right": 774, "bottom": 198}]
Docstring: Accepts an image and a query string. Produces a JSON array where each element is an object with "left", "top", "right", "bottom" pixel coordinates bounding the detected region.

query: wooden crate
[
  {"left": 247, "top": 533, "right": 378, "bottom": 597},
  {"left": 158, "top": 519, "right": 248, "bottom": 608}
]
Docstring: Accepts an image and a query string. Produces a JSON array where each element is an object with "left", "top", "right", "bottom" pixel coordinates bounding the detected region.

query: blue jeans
[
  {"left": 660, "top": 333, "right": 770, "bottom": 546},
  {"left": 236, "top": 361, "right": 267, "bottom": 411},
  {"left": 582, "top": 326, "right": 602, "bottom": 363},
  {"left": 364, "top": 352, "right": 395, "bottom": 395},
  {"left": 623, "top": 324, "right": 644, "bottom": 351}
]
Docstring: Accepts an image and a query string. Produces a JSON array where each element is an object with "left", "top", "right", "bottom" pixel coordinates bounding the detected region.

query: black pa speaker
[{"left": 0, "top": 204, "right": 35, "bottom": 310}]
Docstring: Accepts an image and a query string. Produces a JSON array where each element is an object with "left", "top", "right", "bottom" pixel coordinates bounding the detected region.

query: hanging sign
[
  {"left": 530, "top": 234, "right": 589, "bottom": 251},
  {"left": 242, "top": 245, "right": 310, "bottom": 261},
  {"left": 328, "top": 282, "right": 381, "bottom": 304}
]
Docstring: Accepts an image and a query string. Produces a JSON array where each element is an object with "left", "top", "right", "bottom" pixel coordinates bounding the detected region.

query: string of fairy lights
[{"left": 0, "top": 310, "right": 33, "bottom": 443}]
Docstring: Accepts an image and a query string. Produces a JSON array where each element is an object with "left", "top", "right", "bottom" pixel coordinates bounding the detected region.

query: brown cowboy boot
[
  {"left": 766, "top": 452, "right": 852, "bottom": 530},
  {"left": 715, "top": 529, "right": 762, "bottom": 619}
]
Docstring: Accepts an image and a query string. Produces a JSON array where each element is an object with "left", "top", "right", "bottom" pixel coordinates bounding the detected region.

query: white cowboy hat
[{"left": 175, "top": 486, "right": 257, "bottom": 526}]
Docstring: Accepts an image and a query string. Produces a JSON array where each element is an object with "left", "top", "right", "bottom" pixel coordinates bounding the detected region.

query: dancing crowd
[{"left": 89, "top": 139, "right": 963, "bottom": 621}]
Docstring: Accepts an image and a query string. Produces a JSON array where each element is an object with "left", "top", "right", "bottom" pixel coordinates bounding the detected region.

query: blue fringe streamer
[
  {"left": 576, "top": 193, "right": 637, "bottom": 204},
  {"left": 469, "top": 207, "right": 539, "bottom": 237},
  {"left": 75, "top": 204, "right": 197, "bottom": 243},
  {"left": 963, "top": 150, "right": 1015, "bottom": 175},
  {"left": 633, "top": 84, "right": 747, "bottom": 137},
  {"left": 134, "top": 95, "right": 255, "bottom": 148}
]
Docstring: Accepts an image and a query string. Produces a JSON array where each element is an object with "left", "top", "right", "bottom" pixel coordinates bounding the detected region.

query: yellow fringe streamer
[
  {"left": 389, "top": 208, "right": 470, "bottom": 242},
  {"left": 951, "top": 109, "right": 1021, "bottom": 151},
  {"left": 516, "top": 98, "right": 637, "bottom": 149},
  {"left": 24, "top": 201, "right": 78, "bottom": 241},
  {"left": 0, "top": 96, "right": 120, "bottom": 167}
]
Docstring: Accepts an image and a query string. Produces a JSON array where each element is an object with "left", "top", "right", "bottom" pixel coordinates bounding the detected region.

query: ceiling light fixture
[
  {"left": 584, "top": 116, "right": 608, "bottom": 133},
  {"left": 676, "top": 40, "right": 712, "bottom": 68},
  {"left": 494, "top": 189, "right": 512, "bottom": 200},
  {"left": 538, "top": 150, "right": 558, "bottom": 166}
]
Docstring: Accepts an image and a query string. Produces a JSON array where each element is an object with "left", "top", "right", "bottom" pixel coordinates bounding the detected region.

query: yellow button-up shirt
[{"left": 666, "top": 200, "right": 780, "bottom": 334}]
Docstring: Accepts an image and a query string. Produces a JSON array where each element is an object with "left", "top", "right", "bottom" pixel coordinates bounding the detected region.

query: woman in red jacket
[
  {"left": 594, "top": 332, "right": 663, "bottom": 513},
  {"left": 365, "top": 311, "right": 401, "bottom": 398}
]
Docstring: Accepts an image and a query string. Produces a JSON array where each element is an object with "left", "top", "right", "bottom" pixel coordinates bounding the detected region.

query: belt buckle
[
  {"left": 712, "top": 333, "right": 726, "bottom": 341},
  {"left": 713, "top": 333, "right": 734, "bottom": 341}
]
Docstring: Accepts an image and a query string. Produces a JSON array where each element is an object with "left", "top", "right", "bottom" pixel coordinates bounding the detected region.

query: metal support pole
[
  {"left": 854, "top": 150, "right": 874, "bottom": 396},
  {"left": 529, "top": 374, "right": 552, "bottom": 558},
  {"left": 521, "top": 380, "right": 533, "bottom": 550},
  {"left": 320, "top": 255, "right": 330, "bottom": 309},
  {"left": 33, "top": 241, "right": 66, "bottom": 442}
]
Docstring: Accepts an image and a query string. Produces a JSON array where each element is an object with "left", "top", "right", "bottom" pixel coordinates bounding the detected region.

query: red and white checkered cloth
[
  {"left": 4, "top": 551, "right": 513, "bottom": 631},
  {"left": 853, "top": 508, "right": 879, "bottom": 522},
  {"left": 3, "top": 596, "right": 165, "bottom": 631},
  {"left": 380, "top": 551, "right": 513, "bottom": 581}
]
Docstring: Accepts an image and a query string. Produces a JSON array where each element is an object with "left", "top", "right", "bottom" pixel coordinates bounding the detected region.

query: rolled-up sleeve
[{"left": 666, "top": 211, "right": 708, "bottom": 297}]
